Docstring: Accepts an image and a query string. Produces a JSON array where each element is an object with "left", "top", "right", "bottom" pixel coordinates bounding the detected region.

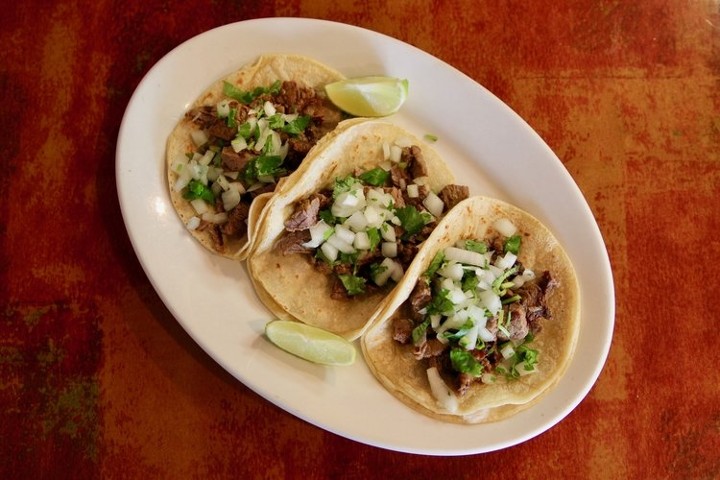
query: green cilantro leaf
[
  {"left": 281, "top": 115, "right": 311, "bottom": 135},
  {"left": 465, "top": 239, "right": 488, "bottom": 254},
  {"left": 504, "top": 235, "right": 522, "bottom": 254},
  {"left": 182, "top": 179, "right": 215, "bottom": 203},
  {"left": 338, "top": 274, "right": 366, "bottom": 296},
  {"left": 450, "top": 348, "right": 484, "bottom": 377},
  {"left": 395, "top": 206, "right": 426, "bottom": 236},
  {"left": 358, "top": 167, "right": 390, "bottom": 186}
]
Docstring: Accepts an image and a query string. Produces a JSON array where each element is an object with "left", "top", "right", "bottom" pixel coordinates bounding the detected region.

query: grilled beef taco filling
[
  {"left": 275, "top": 141, "right": 469, "bottom": 299},
  {"left": 391, "top": 221, "right": 558, "bottom": 411},
  {"left": 169, "top": 80, "right": 344, "bottom": 252}
]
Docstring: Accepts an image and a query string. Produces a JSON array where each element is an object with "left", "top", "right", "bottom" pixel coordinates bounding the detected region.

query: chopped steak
[
  {"left": 274, "top": 230, "right": 311, "bottom": 255},
  {"left": 438, "top": 184, "right": 470, "bottom": 210}
]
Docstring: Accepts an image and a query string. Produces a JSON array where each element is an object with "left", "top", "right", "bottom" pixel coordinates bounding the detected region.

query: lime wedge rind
[
  {"left": 265, "top": 320, "right": 356, "bottom": 366},
  {"left": 325, "top": 76, "right": 409, "bottom": 117}
]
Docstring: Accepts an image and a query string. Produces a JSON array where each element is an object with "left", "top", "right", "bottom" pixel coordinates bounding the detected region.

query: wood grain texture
[{"left": 1, "top": 1, "right": 718, "bottom": 478}]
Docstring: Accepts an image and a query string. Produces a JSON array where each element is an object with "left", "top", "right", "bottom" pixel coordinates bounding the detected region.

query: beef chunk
[
  {"left": 274, "top": 230, "right": 311, "bottom": 255},
  {"left": 413, "top": 338, "right": 448, "bottom": 360},
  {"left": 438, "top": 184, "right": 470, "bottom": 210},
  {"left": 409, "top": 281, "right": 432, "bottom": 320},
  {"left": 220, "top": 202, "right": 250, "bottom": 237},
  {"left": 392, "top": 317, "right": 414, "bottom": 344},
  {"left": 221, "top": 146, "right": 254, "bottom": 171},
  {"left": 284, "top": 193, "right": 329, "bottom": 232},
  {"left": 186, "top": 106, "right": 216, "bottom": 129},
  {"left": 390, "top": 165, "right": 411, "bottom": 189},
  {"left": 402, "top": 145, "right": 428, "bottom": 178},
  {"left": 207, "top": 121, "right": 236, "bottom": 141}
]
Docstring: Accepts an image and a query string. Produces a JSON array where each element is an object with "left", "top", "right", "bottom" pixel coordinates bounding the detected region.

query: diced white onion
[
  {"left": 381, "top": 242, "right": 397, "bottom": 258},
  {"left": 381, "top": 224, "right": 396, "bottom": 242},
  {"left": 382, "top": 142, "right": 391, "bottom": 160},
  {"left": 279, "top": 113, "right": 296, "bottom": 124},
  {"left": 493, "top": 217, "right": 517, "bottom": 237},
  {"left": 390, "top": 261, "right": 404, "bottom": 282},
  {"left": 461, "top": 324, "right": 480, "bottom": 351},
  {"left": 389, "top": 145, "right": 402, "bottom": 163},
  {"left": 263, "top": 100, "right": 276, "bottom": 116},
  {"left": 224, "top": 170, "right": 239, "bottom": 179},
  {"left": 437, "top": 262, "right": 464, "bottom": 281},
  {"left": 495, "top": 251, "right": 517, "bottom": 270},
  {"left": 201, "top": 212, "right": 227, "bottom": 224},
  {"left": 478, "top": 327, "right": 495, "bottom": 342},
  {"left": 173, "top": 166, "right": 193, "bottom": 192},
  {"left": 215, "top": 174, "right": 231, "bottom": 192},
  {"left": 334, "top": 225, "right": 356, "bottom": 245},
  {"left": 478, "top": 290, "right": 501, "bottom": 315},
  {"left": 229, "top": 182, "right": 246, "bottom": 194},
  {"left": 320, "top": 242, "right": 339, "bottom": 262},
  {"left": 426, "top": 367, "right": 459, "bottom": 413},
  {"left": 353, "top": 231, "right": 371, "bottom": 250},
  {"left": 406, "top": 184, "right": 419, "bottom": 198},
  {"left": 430, "top": 314, "right": 442, "bottom": 329},
  {"left": 516, "top": 363, "right": 537, "bottom": 376},
  {"left": 363, "top": 206, "right": 383, "bottom": 227},
  {"left": 326, "top": 234, "right": 355, "bottom": 254},
  {"left": 374, "top": 258, "right": 396, "bottom": 286},
  {"left": 190, "top": 129, "right": 208, "bottom": 147},
  {"left": 332, "top": 191, "right": 366, "bottom": 218},
  {"left": 303, "top": 221, "right": 333, "bottom": 249},
  {"left": 448, "top": 288, "right": 466, "bottom": 305},
  {"left": 216, "top": 100, "right": 231, "bottom": 118},
  {"left": 190, "top": 198, "right": 208, "bottom": 215},
  {"left": 222, "top": 188, "right": 241, "bottom": 211},
  {"left": 231, "top": 136, "right": 248, "bottom": 153},
  {"left": 500, "top": 343, "right": 516, "bottom": 360},
  {"left": 444, "top": 247, "right": 486, "bottom": 267},
  {"left": 345, "top": 211, "right": 369, "bottom": 232},
  {"left": 199, "top": 150, "right": 214, "bottom": 166},
  {"left": 186, "top": 216, "right": 201, "bottom": 231},
  {"left": 423, "top": 191, "right": 444, "bottom": 218}
]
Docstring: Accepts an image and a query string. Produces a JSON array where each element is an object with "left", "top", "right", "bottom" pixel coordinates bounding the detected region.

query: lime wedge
[
  {"left": 265, "top": 320, "right": 356, "bottom": 366},
  {"left": 325, "top": 76, "right": 409, "bottom": 117}
]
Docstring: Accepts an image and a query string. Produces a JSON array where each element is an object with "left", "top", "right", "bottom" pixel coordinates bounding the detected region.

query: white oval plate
[{"left": 116, "top": 18, "right": 614, "bottom": 456}]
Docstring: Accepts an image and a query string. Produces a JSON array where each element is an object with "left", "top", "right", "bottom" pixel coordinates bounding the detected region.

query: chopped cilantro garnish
[
  {"left": 182, "top": 179, "right": 214, "bottom": 203},
  {"left": 223, "top": 80, "right": 281, "bottom": 104},
  {"left": 465, "top": 239, "right": 488, "bottom": 253},
  {"left": 242, "top": 155, "right": 286, "bottom": 184},
  {"left": 318, "top": 209, "right": 337, "bottom": 225},
  {"left": 424, "top": 251, "right": 445, "bottom": 279},
  {"left": 411, "top": 319, "right": 429, "bottom": 346},
  {"left": 226, "top": 107, "right": 237, "bottom": 128},
  {"left": 281, "top": 115, "right": 311, "bottom": 135},
  {"left": 450, "top": 348, "right": 484, "bottom": 377},
  {"left": 492, "top": 265, "right": 519, "bottom": 295},
  {"left": 426, "top": 289, "right": 454, "bottom": 316},
  {"left": 369, "top": 262, "right": 388, "bottom": 282},
  {"left": 440, "top": 320, "right": 474, "bottom": 342},
  {"left": 366, "top": 228, "right": 381, "bottom": 251},
  {"left": 504, "top": 235, "right": 522, "bottom": 254},
  {"left": 461, "top": 272, "right": 479, "bottom": 293},
  {"left": 395, "top": 206, "right": 426, "bottom": 236},
  {"left": 332, "top": 175, "right": 361, "bottom": 199},
  {"left": 237, "top": 121, "right": 254, "bottom": 139},
  {"left": 338, "top": 274, "right": 366, "bottom": 295},
  {"left": 358, "top": 167, "right": 390, "bottom": 186}
]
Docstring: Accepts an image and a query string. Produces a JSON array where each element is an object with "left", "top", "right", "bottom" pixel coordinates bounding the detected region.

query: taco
[
  {"left": 247, "top": 120, "right": 470, "bottom": 340},
  {"left": 361, "top": 195, "right": 580, "bottom": 423},
  {"left": 166, "top": 54, "right": 349, "bottom": 259}
]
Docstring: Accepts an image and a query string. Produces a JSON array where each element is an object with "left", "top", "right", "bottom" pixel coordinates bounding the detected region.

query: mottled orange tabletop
[{"left": 2, "top": 1, "right": 719, "bottom": 479}]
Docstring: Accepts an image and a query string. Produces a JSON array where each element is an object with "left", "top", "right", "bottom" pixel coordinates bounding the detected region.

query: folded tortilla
[
  {"left": 247, "top": 120, "right": 457, "bottom": 340},
  {"left": 361, "top": 196, "right": 581, "bottom": 423},
  {"left": 166, "top": 54, "right": 347, "bottom": 259}
]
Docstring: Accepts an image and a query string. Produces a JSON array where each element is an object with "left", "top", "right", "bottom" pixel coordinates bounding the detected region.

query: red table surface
[{"left": 1, "top": 1, "right": 719, "bottom": 479}]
